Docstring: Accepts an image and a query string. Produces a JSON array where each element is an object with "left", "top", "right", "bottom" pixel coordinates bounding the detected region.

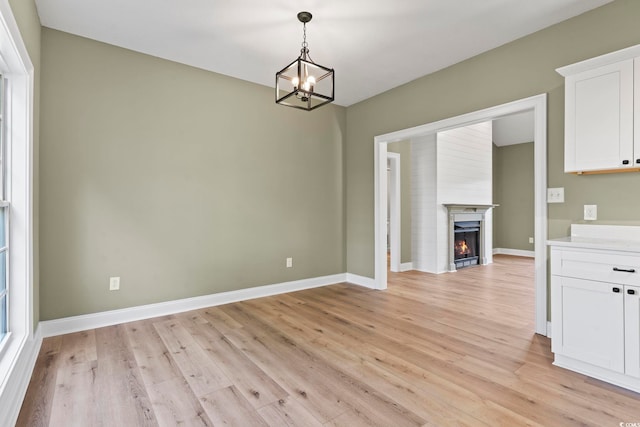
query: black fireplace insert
[{"left": 453, "top": 220, "right": 480, "bottom": 269}]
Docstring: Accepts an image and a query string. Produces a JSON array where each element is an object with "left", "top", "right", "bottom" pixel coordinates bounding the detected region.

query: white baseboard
[
  {"left": 414, "top": 267, "right": 447, "bottom": 275},
  {"left": 400, "top": 262, "right": 413, "bottom": 272},
  {"left": 40, "top": 273, "right": 347, "bottom": 338},
  {"left": 345, "top": 273, "right": 377, "bottom": 289},
  {"left": 493, "top": 248, "right": 535, "bottom": 258},
  {"left": 0, "top": 326, "right": 42, "bottom": 426}
]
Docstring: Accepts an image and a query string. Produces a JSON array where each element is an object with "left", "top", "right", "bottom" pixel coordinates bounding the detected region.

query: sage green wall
[
  {"left": 387, "top": 140, "right": 411, "bottom": 264},
  {"left": 9, "top": 0, "right": 40, "bottom": 328},
  {"left": 40, "top": 29, "right": 346, "bottom": 320},
  {"left": 346, "top": 0, "right": 640, "bottom": 278},
  {"left": 493, "top": 142, "right": 534, "bottom": 251}
]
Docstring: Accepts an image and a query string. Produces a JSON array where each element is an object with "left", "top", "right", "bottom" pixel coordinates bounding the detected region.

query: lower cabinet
[
  {"left": 551, "top": 276, "right": 625, "bottom": 373},
  {"left": 550, "top": 247, "right": 640, "bottom": 392},
  {"left": 625, "top": 285, "right": 640, "bottom": 378}
]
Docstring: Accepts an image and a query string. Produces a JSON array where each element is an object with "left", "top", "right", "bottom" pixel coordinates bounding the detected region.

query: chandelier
[{"left": 275, "top": 11, "right": 335, "bottom": 111}]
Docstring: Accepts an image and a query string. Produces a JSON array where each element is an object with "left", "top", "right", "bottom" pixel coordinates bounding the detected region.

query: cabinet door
[
  {"left": 625, "top": 285, "right": 640, "bottom": 378},
  {"left": 552, "top": 276, "right": 625, "bottom": 372},
  {"left": 564, "top": 59, "right": 634, "bottom": 172}
]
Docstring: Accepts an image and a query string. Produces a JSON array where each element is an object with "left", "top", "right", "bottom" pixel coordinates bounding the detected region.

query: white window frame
[
  {"left": 0, "top": 0, "right": 35, "bottom": 422},
  {"left": 0, "top": 75, "right": 7, "bottom": 348}
]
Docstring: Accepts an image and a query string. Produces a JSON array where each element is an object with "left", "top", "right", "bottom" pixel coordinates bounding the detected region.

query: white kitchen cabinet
[
  {"left": 625, "top": 285, "right": 640, "bottom": 378},
  {"left": 557, "top": 45, "right": 640, "bottom": 174},
  {"left": 551, "top": 275, "right": 625, "bottom": 373},
  {"left": 548, "top": 224, "right": 640, "bottom": 393}
]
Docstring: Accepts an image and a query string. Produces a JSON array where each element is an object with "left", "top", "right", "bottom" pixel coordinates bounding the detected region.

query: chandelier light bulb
[{"left": 292, "top": 77, "right": 299, "bottom": 88}]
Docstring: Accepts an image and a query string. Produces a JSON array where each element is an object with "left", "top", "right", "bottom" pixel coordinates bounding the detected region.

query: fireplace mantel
[
  {"left": 443, "top": 204, "right": 498, "bottom": 213},
  {"left": 444, "top": 204, "right": 498, "bottom": 272}
]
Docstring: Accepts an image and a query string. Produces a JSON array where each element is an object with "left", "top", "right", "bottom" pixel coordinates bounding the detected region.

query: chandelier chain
[
  {"left": 300, "top": 22, "right": 314, "bottom": 62},
  {"left": 302, "top": 22, "right": 308, "bottom": 49}
]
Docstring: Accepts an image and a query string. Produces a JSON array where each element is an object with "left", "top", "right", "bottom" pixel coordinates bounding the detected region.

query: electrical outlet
[
  {"left": 547, "top": 187, "right": 564, "bottom": 203},
  {"left": 584, "top": 205, "right": 597, "bottom": 221},
  {"left": 286, "top": 257, "right": 293, "bottom": 268},
  {"left": 109, "top": 276, "right": 120, "bottom": 291},
  {"left": 529, "top": 237, "right": 534, "bottom": 244}
]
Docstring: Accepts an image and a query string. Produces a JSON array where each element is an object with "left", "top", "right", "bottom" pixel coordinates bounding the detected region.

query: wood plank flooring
[{"left": 17, "top": 255, "right": 640, "bottom": 426}]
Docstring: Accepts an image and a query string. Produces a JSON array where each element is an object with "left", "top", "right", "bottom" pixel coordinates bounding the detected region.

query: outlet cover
[
  {"left": 109, "top": 276, "right": 120, "bottom": 291},
  {"left": 584, "top": 205, "right": 597, "bottom": 221},
  {"left": 286, "top": 257, "right": 293, "bottom": 268}
]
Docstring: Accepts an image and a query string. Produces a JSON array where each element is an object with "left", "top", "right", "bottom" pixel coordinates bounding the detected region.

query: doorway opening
[{"left": 374, "top": 94, "right": 548, "bottom": 336}]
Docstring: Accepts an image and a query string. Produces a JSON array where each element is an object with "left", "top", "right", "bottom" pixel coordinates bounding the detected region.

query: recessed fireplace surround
[
  {"left": 453, "top": 220, "right": 481, "bottom": 269},
  {"left": 444, "top": 204, "right": 497, "bottom": 272}
]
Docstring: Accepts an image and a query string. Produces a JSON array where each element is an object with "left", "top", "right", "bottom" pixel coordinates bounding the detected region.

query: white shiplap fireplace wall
[{"left": 411, "top": 121, "right": 493, "bottom": 274}]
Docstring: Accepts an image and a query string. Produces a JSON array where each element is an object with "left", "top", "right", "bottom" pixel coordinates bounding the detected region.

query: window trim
[
  {"left": 0, "top": 202, "right": 8, "bottom": 354},
  {"left": 0, "top": 0, "right": 35, "bottom": 420},
  {"left": 0, "top": 73, "right": 7, "bottom": 350}
]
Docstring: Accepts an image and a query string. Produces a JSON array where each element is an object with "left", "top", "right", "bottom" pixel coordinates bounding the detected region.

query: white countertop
[
  {"left": 547, "top": 224, "right": 640, "bottom": 252},
  {"left": 547, "top": 235, "right": 640, "bottom": 252}
]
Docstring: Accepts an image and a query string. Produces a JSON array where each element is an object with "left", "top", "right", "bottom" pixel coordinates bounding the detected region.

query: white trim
[
  {"left": 556, "top": 43, "right": 640, "bottom": 77},
  {"left": 533, "top": 95, "right": 548, "bottom": 336},
  {"left": 0, "top": 2, "right": 35, "bottom": 425},
  {"left": 547, "top": 321, "right": 552, "bottom": 338},
  {"left": 0, "top": 325, "right": 41, "bottom": 426},
  {"left": 374, "top": 137, "right": 389, "bottom": 291},
  {"left": 374, "top": 94, "right": 548, "bottom": 336},
  {"left": 400, "top": 262, "right": 413, "bottom": 272},
  {"left": 387, "top": 152, "right": 401, "bottom": 272},
  {"left": 345, "top": 273, "right": 378, "bottom": 289},
  {"left": 493, "top": 248, "right": 535, "bottom": 258},
  {"left": 40, "top": 274, "right": 348, "bottom": 337},
  {"left": 0, "top": 3, "right": 33, "bottom": 74}
]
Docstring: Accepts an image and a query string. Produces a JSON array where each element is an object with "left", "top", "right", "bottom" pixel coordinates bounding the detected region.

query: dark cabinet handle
[
  {"left": 636, "top": 159, "right": 640, "bottom": 164},
  {"left": 613, "top": 287, "right": 621, "bottom": 293},
  {"left": 613, "top": 267, "right": 636, "bottom": 273},
  {"left": 623, "top": 160, "right": 630, "bottom": 165},
  {"left": 628, "top": 289, "right": 637, "bottom": 295}
]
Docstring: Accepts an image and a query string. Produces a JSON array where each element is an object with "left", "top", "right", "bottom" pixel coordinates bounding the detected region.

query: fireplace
[
  {"left": 444, "top": 204, "right": 497, "bottom": 272},
  {"left": 453, "top": 221, "right": 480, "bottom": 269}
]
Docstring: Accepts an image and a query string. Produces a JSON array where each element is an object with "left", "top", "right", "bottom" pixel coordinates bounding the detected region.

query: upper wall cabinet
[{"left": 557, "top": 45, "right": 640, "bottom": 174}]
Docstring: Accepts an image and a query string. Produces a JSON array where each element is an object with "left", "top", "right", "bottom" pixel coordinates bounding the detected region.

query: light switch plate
[{"left": 547, "top": 187, "right": 564, "bottom": 203}]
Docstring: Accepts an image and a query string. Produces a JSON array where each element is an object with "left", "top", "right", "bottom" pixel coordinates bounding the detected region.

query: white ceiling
[{"left": 35, "top": 0, "right": 613, "bottom": 107}]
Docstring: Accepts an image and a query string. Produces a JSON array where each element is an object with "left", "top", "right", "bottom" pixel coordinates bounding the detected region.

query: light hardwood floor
[{"left": 17, "top": 255, "right": 640, "bottom": 426}]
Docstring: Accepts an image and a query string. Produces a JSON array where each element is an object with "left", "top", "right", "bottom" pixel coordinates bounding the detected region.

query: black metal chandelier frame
[{"left": 275, "top": 11, "right": 335, "bottom": 111}]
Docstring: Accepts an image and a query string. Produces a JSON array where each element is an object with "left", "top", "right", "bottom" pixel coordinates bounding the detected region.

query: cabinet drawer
[{"left": 552, "top": 249, "right": 640, "bottom": 286}]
